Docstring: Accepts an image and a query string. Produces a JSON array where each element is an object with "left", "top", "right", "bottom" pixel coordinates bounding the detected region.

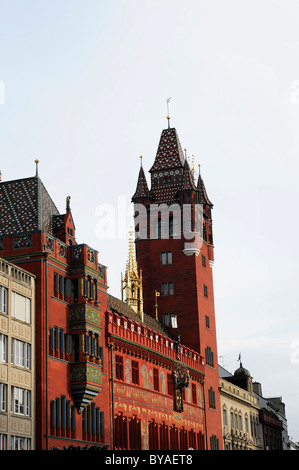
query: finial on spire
[
  {"left": 155, "top": 290, "right": 160, "bottom": 321},
  {"left": 237, "top": 352, "right": 242, "bottom": 367},
  {"left": 66, "top": 195, "right": 71, "bottom": 211},
  {"left": 166, "top": 97, "right": 171, "bottom": 129},
  {"left": 34, "top": 159, "right": 39, "bottom": 177},
  {"left": 184, "top": 148, "right": 187, "bottom": 160},
  {"left": 140, "top": 155, "right": 143, "bottom": 167}
]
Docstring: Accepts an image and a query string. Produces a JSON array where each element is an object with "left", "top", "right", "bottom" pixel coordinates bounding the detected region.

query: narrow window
[
  {"left": 192, "top": 383, "right": 197, "bottom": 404},
  {"left": 115, "top": 355, "right": 124, "bottom": 381},
  {"left": 167, "top": 373, "right": 174, "bottom": 397},
  {"left": 203, "top": 284, "right": 208, "bottom": 298},
  {"left": 132, "top": 361, "right": 139, "bottom": 385},
  {"left": 153, "top": 368, "right": 159, "bottom": 391}
]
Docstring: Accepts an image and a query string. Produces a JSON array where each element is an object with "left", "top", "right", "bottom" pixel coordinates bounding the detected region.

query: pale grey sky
[{"left": 0, "top": 0, "right": 299, "bottom": 441}]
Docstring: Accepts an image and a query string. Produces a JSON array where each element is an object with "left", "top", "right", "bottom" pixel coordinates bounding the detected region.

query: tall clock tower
[{"left": 131, "top": 124, "right": 223, "bottom": 449}]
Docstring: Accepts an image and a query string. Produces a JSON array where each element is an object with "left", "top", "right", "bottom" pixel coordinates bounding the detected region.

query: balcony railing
[{"left": 107, "top": 312, "right": 205, "bottom": 375}]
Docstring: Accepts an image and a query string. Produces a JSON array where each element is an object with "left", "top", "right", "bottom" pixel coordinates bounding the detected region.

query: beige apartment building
[
  {"left": 219, "top": 363, "right": 263, "bottom": 450},
  {"left": 0, "top": 258, "right": 35, "bottom": 450}
]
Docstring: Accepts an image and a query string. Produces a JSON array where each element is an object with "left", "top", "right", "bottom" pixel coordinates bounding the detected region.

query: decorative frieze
[
  {"left": 70, "top": 304, "right": 101, "bottom": 333},
  {"left": 13, "top": 234, "right": 32, "bottom": 249}
]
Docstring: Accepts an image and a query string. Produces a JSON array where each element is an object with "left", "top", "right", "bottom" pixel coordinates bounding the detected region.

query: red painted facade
[
  {"left": 0, "top": 180, "right": 110, "bottom": 450},
  {"left": 107, "top": 295, "right": 206, "bottom": 450},
  {"left": 0, "top": 125, "right": 223, "bottom": 450}
]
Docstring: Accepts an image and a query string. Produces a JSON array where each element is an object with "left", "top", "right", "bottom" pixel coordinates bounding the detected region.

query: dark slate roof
[
  {"left": 197, "top": 170, "right": 213, "bottom": 206},
  {"left": 107, "top": 294, "right": 172, "bottom": 337},
  {"left": 150, "top": 128, "right": 185, "bottom": 172},
  {"left": 0, "top": 176, "right": 60, "bottom": 236},
  {"left": 132, "top": 166, "right": 151, "bottom": 201},
  {"left": 180, "top": 159, "right": 197, "bottom": 191}
]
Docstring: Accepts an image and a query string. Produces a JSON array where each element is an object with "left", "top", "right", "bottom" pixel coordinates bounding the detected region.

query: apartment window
[
  {"left": 11, "top": 436, "right": 31, "bottom": 451},
  {"left": 239, "top": 414, "right": 242, "bottom": 431},
  {"left": 132, "top": 360, "right": 139, "bottom": 385},
  {"left": 230, "top": 411, "right": 234, "bottom": 428},
  {"left": 0, "top": 434, "right": 7, "bottom": 450},
  {"left": 202, "top": 254, "right": 206, "bottom": 268},
  {"left": 161, "top": 282, "right": 174, "bottom": 296},
  {"left": 11, "top": 292, "right": 31, "bottom": 324},
  {"left": 0, "top": 334, "right": 8, "bottom": 363},
  {"left": 11, "top": 386, "right": 31, "bottom": 416},
  {"left": 0, "top": 286, "right": 8, "bottom": 314},
  {"left": 11, "top": 339, "right": 31, "bottom": 369},
  {"left": 153, "top": 368, "right": 159, "bottom": 392},
  {"left": 205, "top": 315, "right": 210, "bottom": 329},
  {"left": 245, "top": 416, "right": 249, "bottom": 433},
  {"left": 115, "top": 355, "right": 124, "bottom": 381},
  {"left": 203, "top": 284, "right": 208, "bottom": 298},
  {"left": 0, "top": 383, "right": 7, "bottom": 412},
  {"left": 223, "top": 408, "right": 227, "bottom": 426},
  {"left": 161, "top": 252, "right": 172, "bottom": 265}
]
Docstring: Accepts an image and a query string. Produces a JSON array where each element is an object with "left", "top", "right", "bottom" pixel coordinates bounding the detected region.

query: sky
[{"left": 0, "top": 0, "right": 299, "bottom": 442}]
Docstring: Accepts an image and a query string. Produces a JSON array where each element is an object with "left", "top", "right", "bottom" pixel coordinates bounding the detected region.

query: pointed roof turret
[
  {"left": 149, "top": 128, "right": 185, "bottom": 173},
  {"left": 197, "top": 165, "right": 213, "bottom": 206},
  {"left": 132, "top": 156, "right": 152, "bottom": 201},
  {"left": 180, "top": 155, "right": 197, "bottom": 192}
]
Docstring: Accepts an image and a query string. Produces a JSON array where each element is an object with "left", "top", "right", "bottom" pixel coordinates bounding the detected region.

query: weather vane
[{"left": 166, "top": 97, "right": 171, "bottom": 128}]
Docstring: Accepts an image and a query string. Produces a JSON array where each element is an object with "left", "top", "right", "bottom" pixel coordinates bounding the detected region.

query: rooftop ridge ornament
[
  {"left": 166, "top": 97, "right": 171, "bottom": 129},
  {"left": 34, "top": 159, "right": 40, "bottom": 178}
]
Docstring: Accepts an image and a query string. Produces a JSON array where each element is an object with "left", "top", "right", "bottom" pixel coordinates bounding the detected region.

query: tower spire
[
  {"left": 121, "top": 228, "right": 144, "bottom": 322},
  {"left": 132, "top": 157, "right": 151, "bottom": 201}
]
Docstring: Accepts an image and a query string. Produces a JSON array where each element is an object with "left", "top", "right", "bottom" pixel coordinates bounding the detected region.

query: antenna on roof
[{"left": 166, "top": 97, "right": 171, "bottom": 129}]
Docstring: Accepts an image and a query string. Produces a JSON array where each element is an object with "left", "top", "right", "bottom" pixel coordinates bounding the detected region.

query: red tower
[{"left": 132, "top": 126, "right": 223, "bottom": 449}]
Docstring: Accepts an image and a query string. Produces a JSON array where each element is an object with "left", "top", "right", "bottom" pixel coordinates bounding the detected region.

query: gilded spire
[{"left": 121, "top": 228, "right": 144, "bottom": 321}]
